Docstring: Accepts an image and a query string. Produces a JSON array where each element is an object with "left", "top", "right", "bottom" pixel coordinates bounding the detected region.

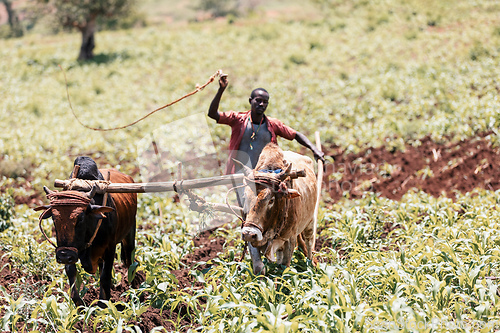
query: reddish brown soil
[
  {"left": 323, "top": 132, "right": 499, "bottom": 201},
  {"left": 1, "top": 133, "right": 499, "bottom": 330},
  {"left": 0, "top": 229, "right": 224, "bottom": 332}
]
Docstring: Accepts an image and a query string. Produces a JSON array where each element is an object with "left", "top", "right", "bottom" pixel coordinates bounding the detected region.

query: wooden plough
[{"left": 54, "top": 167, "right": 307, "bottom": 217}]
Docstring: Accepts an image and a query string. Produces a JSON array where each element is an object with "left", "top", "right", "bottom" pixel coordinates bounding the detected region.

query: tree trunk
[
  {"left": 1, "top": 0, "right": 23, "bottom": 37},
  {"left": 77, "top": 16, "right": 97, "bottom": 61}
]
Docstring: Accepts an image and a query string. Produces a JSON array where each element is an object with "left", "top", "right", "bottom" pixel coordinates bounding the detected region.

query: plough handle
[{"left": 314, "top": 131, "right": 323, "bottom": 220}]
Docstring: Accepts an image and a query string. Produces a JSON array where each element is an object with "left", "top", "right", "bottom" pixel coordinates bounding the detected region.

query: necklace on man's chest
[{"left": 249, "top": 116, "right": 264, "bottom": 150}]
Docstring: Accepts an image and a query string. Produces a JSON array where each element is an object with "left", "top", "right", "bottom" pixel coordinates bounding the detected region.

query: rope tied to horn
[
  {"left": 60, "top": 178, "right": 111, "bottom": 193},
  {"left": 47, "top": 190, "right": 92, "bottom": 206},
  {"left": 38, "top": 188, "right": 107, "bottom": 251},
  {"left": 243, "top": 170, "right": 292, "bottom": 196},
  {"left": 38, "top": 190, "right": 92, "bottom": 248}
]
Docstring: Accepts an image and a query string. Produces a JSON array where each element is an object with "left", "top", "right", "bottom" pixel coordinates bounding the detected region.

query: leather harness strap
[{"left": 86, "top": 171, "right": 111, "bottom": 249}]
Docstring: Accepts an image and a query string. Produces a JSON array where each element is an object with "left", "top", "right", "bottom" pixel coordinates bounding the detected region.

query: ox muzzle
[
  {"left": 241, "top": 222, "right": 264, "bottom": 243},
  {"left": 56, "top": 246, "right": 79, "bottom": 265}
]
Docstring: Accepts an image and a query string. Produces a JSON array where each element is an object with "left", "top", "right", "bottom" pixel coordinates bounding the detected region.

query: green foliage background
[{"left": 0, "top": 0, "right": 500, "bottom": 331}]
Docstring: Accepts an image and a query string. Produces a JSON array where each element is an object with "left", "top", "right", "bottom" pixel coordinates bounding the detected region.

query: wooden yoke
[
  {"left": 54, "top": 174, "right": 246, "bottom": 194},
  {"left": 54, "top": 170, "right": 307, "bottom": 194},
  {"left": 52, "top": 167, "right": 307, "bottom": 218}
]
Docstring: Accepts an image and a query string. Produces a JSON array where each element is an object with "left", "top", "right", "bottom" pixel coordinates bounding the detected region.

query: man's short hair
[{"left": 251, "top": 88, "right": 269, "bottom": 99}]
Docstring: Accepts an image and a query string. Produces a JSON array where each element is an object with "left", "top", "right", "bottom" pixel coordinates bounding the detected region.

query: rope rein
[
  {"left": 38, "top": 208, "right": 57, "bottom": 248},
  {"left": 244, "top": 174, "right": 287, "bottom": 193},
  {"left": 225, "top": 184, "right": 247, "bottom": 223},
  {"left": 60, "top": 66, "right": 224, "bottom": 131}
]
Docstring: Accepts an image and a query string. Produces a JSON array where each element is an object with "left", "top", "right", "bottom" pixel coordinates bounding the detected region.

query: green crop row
[
  {"left": 1, "top": 0, "right": 500, "bottom": 331},
  {"left": 1, "top": 189, "right": 499, "bottom": 332}
]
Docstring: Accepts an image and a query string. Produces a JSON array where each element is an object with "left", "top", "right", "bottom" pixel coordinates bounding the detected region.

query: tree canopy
[{"left": 42, "top": 0, "right": 135, "bottom": 60}]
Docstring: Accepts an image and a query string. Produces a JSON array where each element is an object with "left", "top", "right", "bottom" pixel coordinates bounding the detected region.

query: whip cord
[{"left": 60, "top": 65, "right": 223, "bottom": 131}]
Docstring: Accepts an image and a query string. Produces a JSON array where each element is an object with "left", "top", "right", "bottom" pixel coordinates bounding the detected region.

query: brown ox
[
  {"left": 36, "top": 157, "right": 137, "bottom": 306},
  {"left": 239, "top": 143, "right": 317, "bottom": 275}
]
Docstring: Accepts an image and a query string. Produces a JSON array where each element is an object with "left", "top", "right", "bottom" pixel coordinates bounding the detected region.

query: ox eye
[{"left": 268, "top": 197, "right": 275, "bottom": 206}]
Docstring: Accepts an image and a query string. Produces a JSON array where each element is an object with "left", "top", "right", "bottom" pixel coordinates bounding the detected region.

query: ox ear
[
  {"left": 34, "top": 205, "right": 50, "bottom": 212},
  {"left": 285, "top": 189, "right": 301, "bottom": 199},
  {"left": 34, "top": 206, "right": 52, "bottom": 219},
  {"left": 89, "top": 205, "right": 114, "bottom": 218}
]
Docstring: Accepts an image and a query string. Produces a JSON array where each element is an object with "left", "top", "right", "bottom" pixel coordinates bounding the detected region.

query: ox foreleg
[
  {"left": 248, "top": 243, "right": 266, "bottom": 275},
  {"left": 65, "top": 264, "right": 84, "bottom": 307},
  {"left": 297, "top": 234, "right": 308, "bottom": 257},
  {"left": 98, "top": 247, "right": 116, "bottom": 304},
  {"left": 121, "top": 226, "right": 136, "bottom": 268},
  {"left": 281, "top": 237, "right": 296, "bottom": 267},
  {"left": 121, "top": 226, "right": 142, "bottom": 288}
]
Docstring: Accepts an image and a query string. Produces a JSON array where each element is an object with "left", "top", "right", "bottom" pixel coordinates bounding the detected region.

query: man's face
[{"left": 249, "top": 90, "right": 269, "bottom": 116}]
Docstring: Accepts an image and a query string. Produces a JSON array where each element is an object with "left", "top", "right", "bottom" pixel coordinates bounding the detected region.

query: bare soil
[
  {"left": 1, "top": 133, "right": 499, "bottom": 331},
  {"left": 323, "top": 132, "right": 499, "bottom": 201}
]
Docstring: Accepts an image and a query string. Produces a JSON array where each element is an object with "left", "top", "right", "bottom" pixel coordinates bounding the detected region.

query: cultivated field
[{"left": 0, "top": 0, "right": 500, "bottom": 331}]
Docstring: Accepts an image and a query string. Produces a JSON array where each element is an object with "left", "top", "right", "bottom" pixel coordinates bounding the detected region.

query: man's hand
[
  {"left": 295, "top": 131, "right": 326, "bottom": 164},
  {"left": 314, "top": 150, "right": 325, "bottom": 164},
  {"left": 208, "top": 74, "right": 228, "bottom": 121},
  {"left": 219, "top": 74, "right": 228, "bottom": 90}
]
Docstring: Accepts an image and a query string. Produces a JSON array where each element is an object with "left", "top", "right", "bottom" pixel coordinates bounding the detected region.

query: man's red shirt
[{"left": 217, "top": 110, "right": 296, "bottom": 174}]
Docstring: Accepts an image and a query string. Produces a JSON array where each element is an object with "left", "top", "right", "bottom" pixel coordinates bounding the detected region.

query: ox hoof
[
  {"left": 97, "top": 300, "right": 108, "bottom": 309},
  {"left": 72, "top": 297, "right": 85, "bottom": 308},
  {"left": 252, "top": 264, "right": 266, "bottom": 276}
]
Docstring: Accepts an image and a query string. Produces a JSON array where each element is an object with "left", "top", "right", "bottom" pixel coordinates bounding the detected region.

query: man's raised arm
[{"left": 208, "top": 75, "right": 228, "bottom": 122}]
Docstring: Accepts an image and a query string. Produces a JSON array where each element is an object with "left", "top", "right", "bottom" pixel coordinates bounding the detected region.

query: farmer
[{"left": 208, "top": 75, "right": 324, "bottom": 204}]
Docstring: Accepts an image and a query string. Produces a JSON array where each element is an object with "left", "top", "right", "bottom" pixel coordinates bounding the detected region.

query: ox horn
[
  {"left": 232, "top": 158, "right": 253, "bottom": 177},
  {"left": 86, "top": 184, "right": 99, "bottom": 199},
  {"left": 43, "top": 186, "right": 54, "bottom": 195},
  {"left": 279, "top": 162, "right": 293, "bottom": 181}
]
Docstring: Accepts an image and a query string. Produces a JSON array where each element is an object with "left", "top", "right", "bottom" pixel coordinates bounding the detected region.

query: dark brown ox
[
  {"left": 36, "top": 165, "right": 137, "bottom": 307},
  {"left": 239, "top": 143, "right": 317, "bottom": 275}
]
